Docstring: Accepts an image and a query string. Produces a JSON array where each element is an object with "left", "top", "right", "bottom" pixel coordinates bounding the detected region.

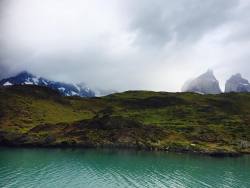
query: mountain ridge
[{"left": 0, "top": 71, "right": 95, "bottom": 97}]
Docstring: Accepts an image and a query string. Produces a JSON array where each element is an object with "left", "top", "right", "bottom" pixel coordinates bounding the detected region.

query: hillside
[{"left": 0, "top": 85, "right": 250, "bottom": 156}]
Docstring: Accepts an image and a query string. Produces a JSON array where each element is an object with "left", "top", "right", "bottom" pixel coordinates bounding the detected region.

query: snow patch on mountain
[
  {"left": 3, "top": 81, "right": 13, "bottom": 86},
  {"left": 0, "top": 71, "right": 95, "bottom": 97}
]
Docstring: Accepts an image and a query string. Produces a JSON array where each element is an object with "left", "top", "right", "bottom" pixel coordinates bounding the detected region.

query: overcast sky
[{"left": 0, "top": 0, "right": 250, "bottom": 92}]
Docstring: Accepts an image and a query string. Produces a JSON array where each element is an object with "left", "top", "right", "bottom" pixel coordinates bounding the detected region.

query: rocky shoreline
[{"left": 0, "top": 140, "right": 244, "bottom": 158}]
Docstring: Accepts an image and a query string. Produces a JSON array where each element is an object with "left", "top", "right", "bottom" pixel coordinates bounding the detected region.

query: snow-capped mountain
[
  {"left": 225, "top": 73, "right": 250, "bottom": 93},
  {"left": 0, "top": 71, "right": 95, "bottom": 97},
  {"left": 182, "top": 70, "right": 222, "bottom": 94}
]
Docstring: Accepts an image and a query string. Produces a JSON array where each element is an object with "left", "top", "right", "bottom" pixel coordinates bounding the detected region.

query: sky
[{"left": 0, "top": 0, "right": 250, "bottom": 92}]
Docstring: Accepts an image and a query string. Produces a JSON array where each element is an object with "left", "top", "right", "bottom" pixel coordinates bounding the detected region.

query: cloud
[
  {"left": 0, "top": 0, "right": 250, "bottom": 92},
  {"left": 127, "top": 0, "right": 239, "bottom": 47},
  {"left": 0, "top": 63, "right": 9, "bottom": 79}
]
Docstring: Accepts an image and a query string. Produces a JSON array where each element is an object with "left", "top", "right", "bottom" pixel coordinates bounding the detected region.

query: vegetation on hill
[{"left": 0, "top": 85, "right": 250, "bottom": 156}]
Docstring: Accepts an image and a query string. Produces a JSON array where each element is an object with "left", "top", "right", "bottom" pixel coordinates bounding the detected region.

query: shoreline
[{"left": 0, "top": 143, "right": 245, "bottom": 158}]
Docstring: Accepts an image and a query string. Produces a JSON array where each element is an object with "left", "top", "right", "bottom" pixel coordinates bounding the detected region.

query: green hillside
[{"left": 0, "top": 85, "right": 250, "bottom": 156}]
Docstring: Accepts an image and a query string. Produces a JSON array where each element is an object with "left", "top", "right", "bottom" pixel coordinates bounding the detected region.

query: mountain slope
[
  {"left": 0, "top": 71, "right": 95, "bottom": 97},
  {"left": 182, "top": 70, "right": 221, "bottom": 94},
  {"left": 0, "top": 85, "right": 250, "bottom": 156}
]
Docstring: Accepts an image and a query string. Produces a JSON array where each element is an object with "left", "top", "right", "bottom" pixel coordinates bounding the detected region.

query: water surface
[{"left": 0, "top": 148, "right": 249, "bottom": 188}]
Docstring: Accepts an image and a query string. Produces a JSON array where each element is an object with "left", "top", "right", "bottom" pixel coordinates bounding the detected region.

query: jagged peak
[
  {"left": 234, "top": 73, "right": 242, "bottom": 77},
  {"left": 228, "top": 73, "right": 248, "bottom": 82},
  {"left": 182, "top": 70, "right": 221, "bottom": 94},
  {"left": 225, "top": 73, "right": 250, "bottom": 93},
  {"left": 206, "top": 69, "right": 214, "bottom": 74},
  {"left": 198, "top": 69, "right": 217, "bottom": 82},
  {"left": 0, "top": 71, "right": 95, "bottom": 97},
  {"left": 203, "top": 69, "right": 215, "bottom": 77},
  {"left": 229, "top": 73, "right": 241, "bottom": 78}
]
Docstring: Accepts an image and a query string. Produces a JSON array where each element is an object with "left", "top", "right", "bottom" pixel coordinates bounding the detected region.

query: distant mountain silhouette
[{"left": 0, "top": 71, "right": 95, "bottom": 97}]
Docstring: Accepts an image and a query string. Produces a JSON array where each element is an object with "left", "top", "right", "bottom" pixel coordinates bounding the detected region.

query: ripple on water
[{"left": 0, "top": 148, "right": 250, "bottom": 188}]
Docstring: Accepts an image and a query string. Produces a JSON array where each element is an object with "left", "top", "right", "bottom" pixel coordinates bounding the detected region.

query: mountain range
[
  {"left": 182, "top": 70, "right": 250, "bottom": 94},
  {"left": 2, "top": 70, "right": 250, "bottom": 96},
  {"left": 0, "top": 71, "right": 95, "bottom": 97}
]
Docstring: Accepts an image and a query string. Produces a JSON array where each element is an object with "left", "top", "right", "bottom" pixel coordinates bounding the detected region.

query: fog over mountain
[
  {"left": 1, "top": 0, "right": 250, "bottom": 92},
  {"left": 182, "top": 70, "right": 222, "bottom": 94}
]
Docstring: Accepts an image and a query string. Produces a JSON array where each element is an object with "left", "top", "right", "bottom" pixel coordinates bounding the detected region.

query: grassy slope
[{"left": 0, "top": 85, "right": 250, "bottom": 155}]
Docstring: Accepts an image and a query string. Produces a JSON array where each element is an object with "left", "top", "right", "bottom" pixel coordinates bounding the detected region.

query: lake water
[{"left": 0, "top": 148, "right": 249, "bottom": 188}]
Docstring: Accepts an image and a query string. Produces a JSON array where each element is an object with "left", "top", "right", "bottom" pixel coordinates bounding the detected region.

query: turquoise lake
[{"left": 0, "top": 148, "right": 249, "bottom": 188}]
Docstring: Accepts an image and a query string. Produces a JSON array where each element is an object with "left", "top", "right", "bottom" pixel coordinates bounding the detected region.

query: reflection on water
[{"left": 0, "top": 148, "right": 249, "bottom": 188}]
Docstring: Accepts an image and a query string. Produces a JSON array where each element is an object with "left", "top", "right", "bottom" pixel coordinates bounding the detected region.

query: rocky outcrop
[
  {"left": 225, "top": 73, "right": 250, "bottom": 93},
  {"left": 182, "top": 70, "right": 221, "bottom": 94}
]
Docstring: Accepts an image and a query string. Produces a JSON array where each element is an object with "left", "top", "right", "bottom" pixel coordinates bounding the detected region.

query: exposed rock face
[
  {"left": 182, "top": 70, "right": 221, "bottom": 94},
  {"left": 225, "top": 74, "right": 250, "bottom": 93}
]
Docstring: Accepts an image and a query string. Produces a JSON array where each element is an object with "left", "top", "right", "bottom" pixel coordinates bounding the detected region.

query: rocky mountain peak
[
  {"left": 225, "top": 73, "right": 250, "bottom": 93},
  {"left": 0, "top": 71, "right": 95, "bottom": 97},
  {"left": 182, "top": 70, "right": 221, "bottom": 94}
]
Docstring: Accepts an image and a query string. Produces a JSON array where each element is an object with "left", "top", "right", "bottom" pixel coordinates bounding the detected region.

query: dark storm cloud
[{"left": 128, "top": 0, "right": 239, "bottom": 47}]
